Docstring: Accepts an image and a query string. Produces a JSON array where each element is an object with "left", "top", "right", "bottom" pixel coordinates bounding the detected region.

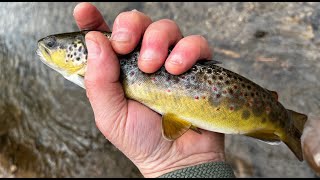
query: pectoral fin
[
  {"left": 162, "top": 113, "right": 192, "bottom": 141},
  {"left": 64, "top": 74, "right": 85, "bottom": 89}
]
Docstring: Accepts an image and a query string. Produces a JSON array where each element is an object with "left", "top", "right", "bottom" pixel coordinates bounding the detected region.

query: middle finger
[{"left": 138, "top": 19, "right": 183, "bottom": 73}]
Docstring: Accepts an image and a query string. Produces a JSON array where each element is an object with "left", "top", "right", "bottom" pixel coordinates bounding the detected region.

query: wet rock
[{"left": 0, "top": 2, "right": 319, "bottom": 177}]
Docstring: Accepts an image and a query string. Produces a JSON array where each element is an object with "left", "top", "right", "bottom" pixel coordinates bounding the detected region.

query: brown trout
[{"left": 36, "top": 31, "right": 307, "bottom": 161}]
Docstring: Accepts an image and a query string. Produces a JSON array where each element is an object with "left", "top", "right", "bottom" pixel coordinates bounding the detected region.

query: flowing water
[{"left": 0, "top": 2, "right": 319, "bottom": 177}]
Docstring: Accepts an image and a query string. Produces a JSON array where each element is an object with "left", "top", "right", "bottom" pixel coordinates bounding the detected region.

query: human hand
[
  {"left": 301, "top": 115, "right": 320, "bottom": 176},
  {"left": 73, "top": 2, "right": 225, "bottom": 177}
]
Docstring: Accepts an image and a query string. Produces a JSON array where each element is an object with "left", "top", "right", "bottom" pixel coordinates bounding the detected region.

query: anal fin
[
  {"left": 245, "top": 130, "right": 281, "bottom": 145},
  {"left": 162, "top": 113, "right": 193, "bottom": 141}
]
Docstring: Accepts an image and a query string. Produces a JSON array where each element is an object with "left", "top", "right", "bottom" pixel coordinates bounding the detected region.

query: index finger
[{"left": 73, "top": 2, "right": 110, "bottom": 31}]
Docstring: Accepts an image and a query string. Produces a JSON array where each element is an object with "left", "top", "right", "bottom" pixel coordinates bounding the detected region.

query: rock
[{"left": 0, "top": 2, "right": 319, "bottom": 177}]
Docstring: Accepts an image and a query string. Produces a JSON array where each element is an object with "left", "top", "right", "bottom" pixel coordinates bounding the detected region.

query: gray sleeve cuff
[{"left": 157, "top": 161, "right": 235, "bottom": 178}]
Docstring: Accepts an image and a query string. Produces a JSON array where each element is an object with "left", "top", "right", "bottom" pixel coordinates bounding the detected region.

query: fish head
[{"left": 37, "top": 31, "right": 88, "bottom": 78}]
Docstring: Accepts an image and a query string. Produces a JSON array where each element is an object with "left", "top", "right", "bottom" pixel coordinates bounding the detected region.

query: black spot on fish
[
  {"left": 206, "top": 69, "right": 212, "bottom": 74},
  {"left": 74, "top": 44, "right": 77, "bottom": 48},
  {"left": 219, "top": 76, "right": 223, "bottom": 80},
  {"left": 70, "top": 55, "right": 73, "bottom": 58},
  {"left": 251, "top": 92, "right": 255, "bottom": 97},
  {"left": 269, "top": 111, "right": 278, "bottom": 122},
  {"left": 262, "top": 117, "right": 267, "bottom": 123},
  {"left": 247, "top": 85, "right": 252, "bottom": 90},
  {"left": 228, "top": 88, "right": 234, "bottom": 95},
  {"left": 74, "top": 52, "right": 77, "bottom": 56},
  {"left": 78, "top": 46, "right": 82, "bottom": 52},
  {"left": 84, "top": 49, "right": 87, "bottom": 55},
  {"left": 69, "top": 46, "right": 72, "bottom": 51},
  {"left": 76, "top": 57, "right": 80, "bottom": 61},
  {"left": 252, "top": 105, "right": 263, "bottom": 116},
  {"left": 67, "top": 54, "right": 70, "bottom": 57},
  {"left": 225, "top": 80, "right": 230, "bottom": 85},
  {"left": 192, "top": 66, "right": 198, "bottom": 71},
  {"left": 242, "top": 110, "right": 250, "bottom": 120}
]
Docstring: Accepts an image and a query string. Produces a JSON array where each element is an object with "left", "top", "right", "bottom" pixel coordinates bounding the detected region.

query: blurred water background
[{"left": 0, "top": 2, "right": 319, "bottom": 177}]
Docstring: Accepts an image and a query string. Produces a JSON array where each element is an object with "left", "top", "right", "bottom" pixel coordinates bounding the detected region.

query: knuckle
[
  {"left": 117, "top": 10, "right": 150, "bottom": 22},
  {"left": 158, "top": 19, "right": 177, "bottom": 27},
  {"left": 117, "top": 11, "right": 131, "bottom": 19},
  {"left": 84, "top": 78, "right": 101, "bottom": 100},
  {"left": 188, "top": 35, "right": 207, "bottom": 43}
]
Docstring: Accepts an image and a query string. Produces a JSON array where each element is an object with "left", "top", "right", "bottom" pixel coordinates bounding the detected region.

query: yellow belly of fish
[{"left": 124, "top": 81, "right": 281, "bottom": 135}]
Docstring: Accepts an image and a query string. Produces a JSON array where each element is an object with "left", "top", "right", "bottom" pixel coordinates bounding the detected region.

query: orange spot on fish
[
  {"left": 194, "top": 96, "right": 199, "bottom": 100},
  {"left": 167, "top": 89, "right": 171, "bottom": 93}
]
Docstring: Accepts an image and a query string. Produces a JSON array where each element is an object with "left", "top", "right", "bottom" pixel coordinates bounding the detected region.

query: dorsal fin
[
  {"left": 197, "top": 59, "right": 222, "bottom": 65},
  {"left": 265, "top": 89, "right": 278, "bottom": 100}
]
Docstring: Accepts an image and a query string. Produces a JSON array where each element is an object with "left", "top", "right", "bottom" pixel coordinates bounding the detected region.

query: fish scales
[
  {"left": 36, "top": 31, "right": 308, "bottom": 161},
  {"left": 119, "top": 50, "right": 288, "bottom": 134}
]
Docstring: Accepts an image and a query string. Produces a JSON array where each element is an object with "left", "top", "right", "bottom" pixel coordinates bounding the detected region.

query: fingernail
[
  {"left": 111, "top": 30, "right": 132, "bottom": 42},
  {"left": 86, "top": 39, "right": 101, "bottom": 59},
  {"left": 168, "top": 54, "right": 183, "bottom": 65},
  {"left": 141, "top": 49, "right": 160, "bottom": 61},
  {"left": 131, "top": 9, "right": 138, "bottom": 12}
]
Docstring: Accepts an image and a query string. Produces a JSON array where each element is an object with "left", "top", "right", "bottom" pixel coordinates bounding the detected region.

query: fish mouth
[
  {"left": 37, "top": 41, "right": 51, "bottom": 56},
  {"left": 36, "top": 42, "right": 63, "bottom": 74},
  {"left": 37, "top": 43, "right": 54, "bottom": 68}
]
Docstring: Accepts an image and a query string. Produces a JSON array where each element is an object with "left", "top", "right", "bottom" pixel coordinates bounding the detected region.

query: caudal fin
[{"left": 283, "top": 109, "right": 308, "bottom": 161}]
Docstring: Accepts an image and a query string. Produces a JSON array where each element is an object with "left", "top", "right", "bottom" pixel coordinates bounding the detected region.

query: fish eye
[{"left": 45, "top": 36, "right": 56, "bottom": 48}]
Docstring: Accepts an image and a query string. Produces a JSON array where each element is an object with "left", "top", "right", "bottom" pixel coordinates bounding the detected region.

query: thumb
[{"left": 84, "top": 31, "right": 127, "bottom": 135}]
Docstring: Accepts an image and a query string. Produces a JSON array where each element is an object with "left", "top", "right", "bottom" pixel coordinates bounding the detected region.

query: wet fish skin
[{"left": 36, "top": 31, "right": 307, "bottom": 161}]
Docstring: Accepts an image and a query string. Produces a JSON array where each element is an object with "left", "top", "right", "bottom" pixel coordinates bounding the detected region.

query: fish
[{"left": 36, "top": 30, "right": 308, "bottom": 161}]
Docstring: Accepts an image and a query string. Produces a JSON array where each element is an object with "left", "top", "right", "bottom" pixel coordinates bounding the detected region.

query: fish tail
[{"left": 283, "top": 109, "right": 308, "bottom": 161}]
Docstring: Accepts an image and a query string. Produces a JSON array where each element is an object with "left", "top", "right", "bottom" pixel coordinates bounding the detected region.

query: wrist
[{"left": 138, "top": 151, "right": 225, "bottom": 178}]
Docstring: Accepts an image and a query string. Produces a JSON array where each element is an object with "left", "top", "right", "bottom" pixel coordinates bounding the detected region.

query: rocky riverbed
[{"left": 0, "top": 2, "right": 319, "bottom": 177}]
